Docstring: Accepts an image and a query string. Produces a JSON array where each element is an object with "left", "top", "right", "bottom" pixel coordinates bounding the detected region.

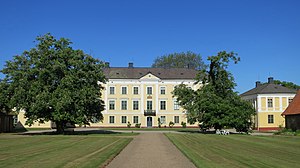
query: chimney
[
  {"left": 268, "top": 77, "right": 274, "bottom": 84},
  {"left": 256, "top": 81, "right": 261, "bottom": 87},
  {"left": 105, "top": 62, "right": 110, "bottom": 68},
  {"left": 128, "top": 62, "right": 133, "bottom": 68}
]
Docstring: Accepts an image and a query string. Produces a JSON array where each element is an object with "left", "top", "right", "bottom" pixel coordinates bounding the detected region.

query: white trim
[
  {"left": 132, "top": 86, "right": 139, "bottom": 95},
  {"left": 120, "top": 115, "right": 127, "bottom": 124},
  {"left": 156, "top": 83, "right": 159, "bottom": 114},
  {"left": 141, "top": 84, "right": 144, "bottom": 114},
  {"left": 121, "top": 86, "right": 128, "bottom": 95},
  {"left": 132, "top": 100, "right": 139, "bottom": 111},
  {"left": 109, "top": 86, "right": 115, "bottom": 95},
  {"left": 133, "top": 115, "right": 139, "bottom": 124},
  {"left": 108, "top": 115, "right": 116, "bottom": 124},
  {"left": 120, "top": 100, "right": 128, "bottom": 110},
  {"left": 160, "top": 86, "right": 166, "bottom": 95}
]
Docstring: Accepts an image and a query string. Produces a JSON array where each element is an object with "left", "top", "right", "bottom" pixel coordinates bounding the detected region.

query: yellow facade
[{"left": 243, "top": 94, "right": 295, "bottom": 131}]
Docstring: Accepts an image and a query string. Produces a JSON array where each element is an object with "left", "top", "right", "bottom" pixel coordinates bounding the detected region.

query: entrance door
[{"left": 147, "top": 117, "right": 152, "bottom": 127}]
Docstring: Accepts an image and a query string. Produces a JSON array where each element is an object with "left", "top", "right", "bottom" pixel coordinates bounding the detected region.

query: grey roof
[
  {"left": 103, "top": 67, "right": 198, "bottom": 80},
  {"left": 240, "top": 83, "right": 297, "bottom": 97}
]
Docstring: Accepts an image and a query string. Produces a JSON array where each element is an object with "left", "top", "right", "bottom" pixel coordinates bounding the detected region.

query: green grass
[
  {"left": 0, "top": 133, "right": 134, "bottom": 168},
  {"left": 166, "top": 133, "right": 300, "bottom": 168}
]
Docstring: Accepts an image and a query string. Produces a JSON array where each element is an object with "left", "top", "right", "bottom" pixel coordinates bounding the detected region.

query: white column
[
  {"left": 156, "top": 82, "right": 159, "bottom": 114},
  {"left": 141, "top": 82, "right": 144, "bottom": 114}
]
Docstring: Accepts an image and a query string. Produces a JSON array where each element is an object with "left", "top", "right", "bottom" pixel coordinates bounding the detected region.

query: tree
[
  {"left": 0, "top": 33, "right": 106, "bottom": 133},
  {"left": 273, "top": 80, "right": 300, "bottom": 90},
  {"left": 152, "top": 51, "right": 206, "bottom": 70},
  {"left": 173, "top": 51, "right": 255, "bottom": 132}
]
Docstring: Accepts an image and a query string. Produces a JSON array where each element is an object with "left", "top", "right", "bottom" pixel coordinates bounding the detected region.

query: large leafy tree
[
  {"left": 152, "top": 51, "right": 206, "bottom": 70},
  {"left": 173, "top": 51, "right": 255, "bottom": 132},
  {"left": 1, "top": 33, "right": 106, "bottom": 133},
  {"left": 273, "top": 80, "right": 299, "bottom": 90}
]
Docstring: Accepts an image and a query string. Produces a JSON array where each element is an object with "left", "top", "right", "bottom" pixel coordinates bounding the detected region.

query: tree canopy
[
  {"left": 0, "top": 33, "right": 106, "bottom": 133},
  {"left": 173, "top": 51, "right": 255, "bottom": 132},
  {"left": 151, "top": 51, "right": 206, "bottom": 70},
  {"left": 273, "top": 80, "right": 299, "bottom": 90}
]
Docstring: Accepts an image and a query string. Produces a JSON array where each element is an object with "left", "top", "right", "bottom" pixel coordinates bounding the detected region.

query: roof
[
  {"left": 282, "top": 90, "right": 300, "bottom": 115},
  {"left": 103, "top": 67, "right": 198, "bottom": 80},
  {"left": 240, "top": 83, "right": 297, "bottom": 97}
]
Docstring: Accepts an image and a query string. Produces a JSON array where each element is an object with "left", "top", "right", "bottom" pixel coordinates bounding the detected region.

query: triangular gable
[{"left": 140, "top": 72, "right": 160, "bottom": 81}]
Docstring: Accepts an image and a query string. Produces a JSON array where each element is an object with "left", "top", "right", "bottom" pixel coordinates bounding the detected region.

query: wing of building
[
  {"left": 282, "top": 90, "right": 300, "bottom": 131},
  {"left": 241, "top": 77, "right": 297, "bottom": 131},
  {"left": 93, "top": 62, "right": 200, "bottom": 128}
]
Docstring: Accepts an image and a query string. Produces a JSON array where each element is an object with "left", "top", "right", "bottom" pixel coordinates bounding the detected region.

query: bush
[
  {"left": 181, "top": 121, "right": 186, "bottom": 128},
  {"left": 158, "top": 118, "right": 161, "bottom": 128},
  {"left": 169, "top": 121, "right": 174, "bottom": 128},
  {"left": 135, "top": 123, "right": 141, "bottom": 128},
  {"left": 127, "top": 121, "right": 131, "bottom": 128}
]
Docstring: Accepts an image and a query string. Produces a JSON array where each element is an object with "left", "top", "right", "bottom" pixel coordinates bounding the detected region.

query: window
[
  {"left": 133, "top": 87, "right": 139, "bottom": 95},
  {"left": 174, "top": 100, "right": 179, "bottom": 110},
  {"left": 133, "top": 116, "right": 139, "bottom": 124},
  {"left": 121, "top": 116, "right": 127, "bottom": 124},
  {"left": 289, "top": 98, "right": 293, "bottom": 104},
  {"left": 121, "top": 87, "right": 127, "bottom": 94},
  {"left": 160, "top": 87, "right": 166, "bottom": 95},
  {"left": 147, "top": 101, "right": 152, "bottom": 110},
  {"left": 121, "top": 100, "right": 127, "bottom": 110},
  {"left": 109, "top": 87, "right": 115, "bottom": 94},
  {"left": 174, "top": 116, "right": 179, "bottom": 124},
  {"left": 268, "top": 115, "right": 274, "bottom": 124},
  {"left": 109, "top": 100, "right": 115, "bottom": 110},
  {"left": 133, "top": 101, "right": 139, "bottom": 110},
  {"left": 109, "top": 116, "right": 115, "bottom": 123},
  {"left": 267, "top": 98, "right": 273, "bottom": 108},
  {"left": 147, "top": 87, "right": 152, "bottom": 95},
  {"left": 160, "top": 116, "right": 166, "bottom": 124},
  {"left": 160, "top": 100, "right": 166, "bottom": 110}
]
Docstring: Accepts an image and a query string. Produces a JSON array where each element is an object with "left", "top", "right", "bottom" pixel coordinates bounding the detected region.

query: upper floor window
[
  {"left": 133, "top": 100, "right": 139, "bottom": 110},
  {"left": 109, "top": 87, "right": 115, "bottom": 95},
  {"left": 160, "top": 87, "right": 166, "bottom": 95},
  {"left": 121, "top": 100, "right": 127, "bottom": 110},
  {"left": 147, "top": 87, "right": 152, "bottom": 95},
  {"left": 268, "top": 115, "right": 274, "bottom": 124},
  {"left": 267, "top": 98, "right": 273, "bottom": 108},
  {"left": 289, "top": 98, "right": 293, "bottom": 104},
  {"left": 160, "top": 100, "right": 166, "bottom": 110},
  {"left": 174, "top": 100, "right": 180, "bottom": 110},
  {"left": 109, "top": 100, "right": 115, "bottom": 110},
  {"left": 147, "top": 101, "right": 153, "bottom": 110},
  {"left": 121, "top": 86, "right": 127, "bottom": 95},
  {"left": 133, "top": 87, "right": 139, "bottom": 95}
]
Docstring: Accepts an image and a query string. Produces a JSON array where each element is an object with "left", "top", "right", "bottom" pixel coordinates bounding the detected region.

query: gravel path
[{"left": 106, "top": 133, "right": 196, "bottom": 168}]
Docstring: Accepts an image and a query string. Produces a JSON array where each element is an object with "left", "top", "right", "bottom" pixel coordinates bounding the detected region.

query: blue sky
[{"left": 0, "top": 0, "right": 299, "bottom": 93}]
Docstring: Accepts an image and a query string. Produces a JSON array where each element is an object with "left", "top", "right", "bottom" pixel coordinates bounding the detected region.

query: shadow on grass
[{"left": 18, "top": 129, "right": 122, "bottom": 136}]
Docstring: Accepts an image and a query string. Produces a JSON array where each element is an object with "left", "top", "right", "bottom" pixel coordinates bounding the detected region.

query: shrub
[
  {"left": 135, "top": 123, "right": 141, "bottom": 128},
  {"left": 181, "top": 121, "right": 186, "bottom": 128},
  {"left": 127, "top": 121, "right": 131, "bottom": 128},
  {"left": 169, "top": 121, "right": 174, "bottom": 128},
  {"left": 158, "top": 118, "right": 161, "bottom": 128}
]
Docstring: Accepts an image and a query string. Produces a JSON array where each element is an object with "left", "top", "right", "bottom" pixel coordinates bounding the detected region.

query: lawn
[
  {"left": 0, "top": 133, "right": 135, "bottom": 168},
  {"left": 166, "top": 133, "right": 300, "bottom": 168}
]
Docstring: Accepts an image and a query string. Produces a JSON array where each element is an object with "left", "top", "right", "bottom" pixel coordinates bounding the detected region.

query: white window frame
[
  {"left": 121, "top": 116, "right": 127, "bottom": 124},
  {"left": 147, "top": 86, "right": 153, "bottom": 95},
  {"left": 174, "top": 116, "right": 179, "bottom": 124},
  {"left": 267, "top": 98, "right": 273, "bottom": 108},
  {"left": 133, "top": 116, "right": 139, "bottom": 124},
  {"left": 160, "top": 116, "right": 166, "bottom": 124},
  {"left": 147, "top": 100, "right": 153, "bottom": 110},
  {"left": 109, "top": 116, "right": 115, "bottom": 124},
  {"left": 160, "top": 100, "right": 166, "bottom": 110},
  {"left": 268, "top": 114, "right": 274, "bottom": 124},
  {"left": 121, "top": 86, "right": 127, "bottom": 95},
  {"left": 133, "top": 86, "right": 139, "bottom": 95},
  {"left": 133, "top": 100, "right": 139, "bottom": 110},
  {"left": 174, "top": 99, "right": 180, "bottom": 110},
  {"left": 109, "top": 100, "right": 115, "bottom": 110},
  {"left": 160, "top": 86, "right": 166, "bottom": 95},
  {"left": 121, "top": 100, "right": 127, "bottom": 110},
  {"left": 109, "top": 86, "right": 115, "bottom": 95}
]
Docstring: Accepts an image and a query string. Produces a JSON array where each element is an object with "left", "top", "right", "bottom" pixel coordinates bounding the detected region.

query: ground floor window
[
  {"left": 121, "top": 116, "right": 127, "bottom": 124},
  {"left": 268, "top": 115, "right": 274, "bottom": 124},
  {"left": 109, "top": 116, "right": 115, "bottom": 123},
  {"left": 160, "top": 116, "right": 166, "bottom": 124},
  {"left": 174, "top": 116, "right": 179, "bottom": 124},
  {"left": 133, "top": 116, "right": 139, "bottom": 123}
]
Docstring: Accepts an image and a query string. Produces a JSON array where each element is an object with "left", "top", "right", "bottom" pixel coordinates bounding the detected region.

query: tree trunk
[{"left": 55, "top": 121, "right": 64, "bottom": 134}]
